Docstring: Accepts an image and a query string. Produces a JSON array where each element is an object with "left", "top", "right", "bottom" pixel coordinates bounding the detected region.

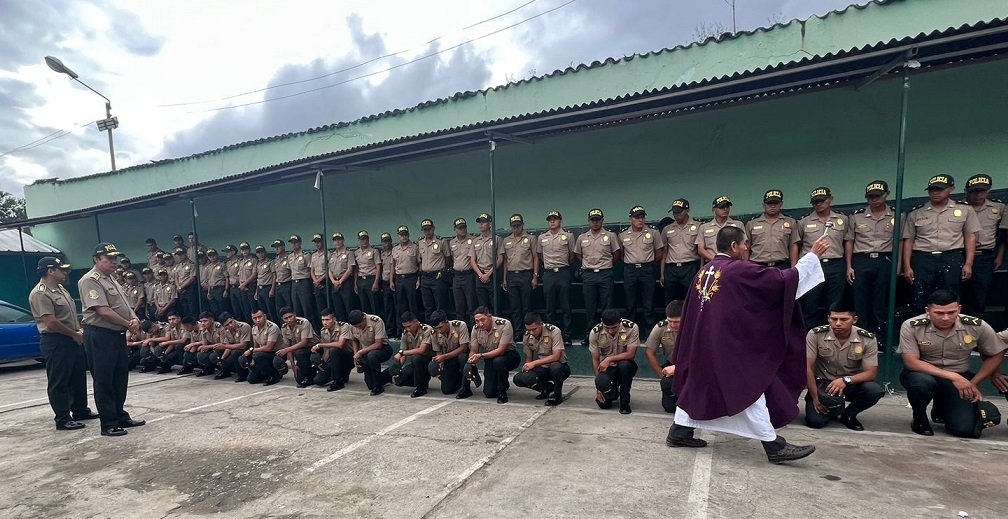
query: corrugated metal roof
[{"left": 0, "top": 229, "right": 60, "bottom": 254}]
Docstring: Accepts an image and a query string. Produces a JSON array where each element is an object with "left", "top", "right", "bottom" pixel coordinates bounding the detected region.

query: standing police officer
[
  {"left": 237, "top": 242, "right": 259, "bottom": 322},
  {"left": 535, "top": 211, "right": 574, "bottom": 342},
  {"left": 329, "top": 232, "right": 357, "bottom": 321},
  {"left": 390, "top": 225, "right": 421, "bottom": 336},
  {"left": 575, "top": 209, "right": 621, "bottom": 345},
  {"left": 173, "top": 248, "right": 198, "bottom": 318},
  {"left": 272, "top": 239, "right": 293, "bottom": 323},
  {"left": 29, "top": 257, "right": 98, "bottom": 431},
  {"left": 501, "top": 214, "right": 537, "bottom": 340},
  {"left": 418, "top": 219, "right": 450, "bottom": 322},
  {"left": 845, "top": 181, "right": 896, "bottom": 343},
  {"left": 254, "top": 245, "right": 277, "bottom": 323},
  {"left": 288, "top": 234, "right": 317, "bottom": 329},
  {"left": 355, "top": 231, "right": 382, "bottom": 316},
  {"left": 449, "top": 218, "right": 478, "bottom": 326},
  {"left": 470, "top": 213, "right": 503, "bottom": 310},
  {"left": 659, "top": 199, "right": 701, "bottom": 303},
  {"left": 746, "top": 190, "right": 796, "bottom": 268},
  {"left": 961, "top": 174, "right": 1006, "bottom": 317},
  {"left": 696, "top": 196, "right": 745, "bottom": 263},
  {"left": 620, "top": 205, "right": 664, "bottom": 331},
  {"left": 379, "top": 233, "right": 397, "bottom": 336},
  {"left": 79, "top": 242, "right": 146, "bottom": 437},
  {"left": 204, "top": 249, "right": 227, "bottom": 317},
  {"left": 794, "top": 187, "right": 850, "bottom": 329},
  {"left": 224, "top": 244, "right": 241, "bottom": 316}
]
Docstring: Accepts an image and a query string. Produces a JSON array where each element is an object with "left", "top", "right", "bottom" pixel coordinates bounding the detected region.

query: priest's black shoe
[
  {"left": 101, "top": 427, "right": 127, "bottom": 437},
  {"left": 56, "top": 420, "right": 85, "bottom": 431}
]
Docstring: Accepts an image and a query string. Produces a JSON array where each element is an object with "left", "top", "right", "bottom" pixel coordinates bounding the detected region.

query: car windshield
[{"left": 0, "top": 304, "right": 34, "bottom": 324}]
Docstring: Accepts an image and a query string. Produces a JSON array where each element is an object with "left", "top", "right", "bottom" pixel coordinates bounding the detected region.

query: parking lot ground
[{"left": 0, "top": 363, "right": 1006, "bottom": 519}]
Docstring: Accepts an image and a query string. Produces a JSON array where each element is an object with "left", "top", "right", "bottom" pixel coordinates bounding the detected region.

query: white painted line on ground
[
  {"left": 305, "top": 399, "right": 454, "bottom": 473},
  {"left": 0, "top": 375, "right": 194, "bottom": 413},
  {"left": 686, "top": 447, "right": 713, "bottom": 518},
  {"left": 147, "top": 387, "right": 283, "bottom": 423},
  {"left": 448, "top": 407, "right": 549, "bottom": 487}
]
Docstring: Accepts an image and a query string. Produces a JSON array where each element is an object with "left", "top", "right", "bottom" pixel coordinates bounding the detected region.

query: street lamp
[{"left": 44, "top": 55, "right": 118, "bottom": 172}]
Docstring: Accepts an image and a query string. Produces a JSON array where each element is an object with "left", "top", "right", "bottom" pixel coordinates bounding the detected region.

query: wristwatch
[
  {"left": 842, "top": 376, "right": 852, "bottom": 384},
  {"left": 398, "top": 349, "right": 405, "bottom": 356}
]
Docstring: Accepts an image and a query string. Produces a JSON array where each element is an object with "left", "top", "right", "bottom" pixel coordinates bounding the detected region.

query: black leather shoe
[
  {"left": 497, "top": 392, "right": 508, "bottom": 404},
  {"left": 411, "top": 388, "right": 427, "bottom": 398},
  {"left": 666, "top": 436, "right": 708, "bottom": 448},
  {"left": 56, "top": 420, "right": 86, "bottom": 431},
  {"left": 370, "top": 386, "right": 385, "bottom": 396},
  {"left": 178, "top": 367, "right": 194, "bottom": 375},
  {"left": 544, "top": 396, "right": 562, "bottom": 406},
  {"left": 839, "top": 413, "right": 864, "bottom": 431},
  {"left": 535, "top": 382, "right": 553, "bottom": 400},
  {"left": 156, "top": 367, "right": 173, "bottom": 374},
  {"left": 138, "top": 366, "right": 152, "bottom": 373},
  {"left": 929, "top": 410, "right": 945, "bottom": 425},
  {"left": 911, "top": 421, "right": 934, "bottom": 436},
  {"left": 619, "top": 403, "right": 632, "bottom": 415},
  {"left": 121, "top": 419, "right": 146, "bottom": 428},
  {"left": 101, "top": 427, "right": 127, "bottom": 437},
  {"left": 213, "top": 372, "right": 230, "bottom": 380},
  {"left": 766, "top": 443, "right": 816, "bottom": 464},
  {"left": 595, "top": 399, "right": 611, "bottom": 410},
  {"left": 195, "top": 369, "right": 214, "bottom": 377},
  {"left": 234, "top": 375, "right": 247, "bottom": 383},
  {"left": 327, "top": 383, "right": 344, "bottom": 392},
  {"left": 73, "top": 410, "right": 99, "bottom": 421},
  {"left": 263, "top": 376, "right": 280, "bottom": 386},
  {"left": 296, "top": 380, "right": 310, "bottom": 389},
  {"left": 456, "top": 388, "right": 472, "bottom": 399}
]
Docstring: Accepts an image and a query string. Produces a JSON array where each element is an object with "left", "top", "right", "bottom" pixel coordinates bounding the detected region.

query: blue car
[{"left": 0, "top": 300, "right": 42, "bottom": 364}]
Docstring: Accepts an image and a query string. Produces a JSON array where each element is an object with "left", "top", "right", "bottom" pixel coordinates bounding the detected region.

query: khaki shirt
[
  {"left": 355, "top": 246, "right": 381, "bottom": 277},
  {"left": 168, "top": 323, "right": 191, "bottom": 343},
  {"left": 471, "top": 235, "right": 502, "bottom": 272},
  {"left": 310, "top": 250, "right": 328, "bottom": 278},
  {"left": 253, "top": 321, "right": 282, "bottom": 350},
  {"left": 523, "top": 323, "right": 566, "bottom": 366},
  {"left": 969, "top": 200, "right": 1007, "bottom": 250},
  {"left": 619, "top": 226, "right": 663, "bottom": 264},
  {"left": 644, "top": 320, "right": 677, "bottom": 364},
  {"left": 274, "top": 254, "right": 293, "bottom": 283},
  {"left": 847, "top": 207, "right": 896, "bottom": 254},
  {"left": 695, "top": 219, "right": 745, "bottom": 253},
  {"left": 350, "top": 314, "right": 387, "bottom": 346},
  {"left": 289, "top": 251, "right": 312, "bottom": 280},
  {"left": 223, "top": 321, "right": 253, "bottom": 346},
  {"left": 147, "top": 249, "right": 164, "bottom": 267},
  {"left": 174, "top": 260, "right": 196, "bottom": 288},
  {"left": 418, "top": 237, "right": 449, "bottom": 272},
  {"left": 501, "top": 232, "right": 535, "bottom": 271},
  {"left": 471, "top": 317, "right": 515, "bottom": 353},
  {"left": 226, "top": 257, "right": 241, "bottom": 285},
  {"left": 662, "top": 220, "right": 701, "bottom": 264},
  {"left": 380, "top": 250, "right": 394, "bottom": 282},
  {"left": 152, "top": 282, "right": 177, "bottom": 307},
  {"left": 320, "top": 322, "right": 353, "bottom": 345},
  {"left": 328, "top": 248, "right": 356, "bottom": 278},
  {"left": 589, "top": 319, "right": 640, "bottom": 361},
  {"left": 449, "top": 237, "right": 474, "bottom": 272},
  {"left": 123, "top": 283, "right": 144, "bottom": 310},
  {"left": 535, "top": 230, "right": 574, "bottom": 269},
  {"left": 238, "top": 256, "right": 258, "bottom": 285},
  {"left": 197, "top": 321, "right": 225, "bottom": 345},
  {"left": 402, "top": 324, "right": 434, "bottom": 354},
  {"left": 257, "top": 259, "right": 275, "bottom": 287},
  {"left": 79, "top": 268, "right": 136, "bottom": 331},
  {"left": 746, "top": 215, "right": 797, "bottom": 263},
  {"left": 806, "top": 325, "right": 879, "bottom": 380},
  {"left": 29, "top": 281, "right": 80, "bottom": 333},
  {"left": 795, "top": 212, "right": 849, "bottom": 258},
  {"left": 902, "top": 201, "right": 981, "bottom": 252},
  {"left": 898, "top": 314, "right": 1005, "bottom": 373},
  {"left": 281, "top": 316, "right": 318, "bottom": 348},
  {"left": 430, "top": 320, "right": 470, "bottom": 354},
  {"left": 574, "top": 230, "right": 621, "bottom": 270},
  {"left": 205, "top": 261, "right": 227, "bottom": 287},
  {"left": 199, "top": 263, "right": 212, "bottom": 289},
  {"left": 391, "top": 243, "right": 420, "bottom": 275}
]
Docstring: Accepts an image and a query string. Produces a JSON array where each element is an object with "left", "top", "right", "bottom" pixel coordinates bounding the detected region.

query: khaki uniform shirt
[
  {"left": 257, "top": 259, "right": 275, "bottom": 287},
  {"left": 174, "top": 260, "right": 196, "bottom": 289},
  {"left": 197, "top": 321, "right": 225, "bottom": 345},
  {"left": 589, "top": 319, "right": 640, "bottom": 361},
  {"left": 662, "top": 220, "right": 701, "bottom": 264},
  {"left": 226, "top": 257, "right": 241, "bottom": 286},
  {"left": 29, "top": 281, "right": 80, "bottom": 333},
  {"left": 402, "top": 324, "right": 434, "bottom": 355},
  {"left": 449, "top": 237, "right": 474, "bottom": 272},
  {"left": 199, "top": 263, "right": 212, "bottom": 289},
  {"left": 746, "top": 215, "right": 797, "bottom": 263},
  {"left": 147, "top": 249, "right": 164, "bottom": 267},
  {"left": 350, "top": 314, "right": 387, "bottom": 346},
  {"left": 795, "top": 212, "right": 849, "bottom": 258},
  {"left": 645, "top": 320, "right": 677, "bottom": 364},
  {"left": 355, "top": 246, "right": 381, "bottom": 277},
  {"left": 123, "top": 283, "right": 144, "bottom": 310},
  {"left": 898, "top": 314, "right": 1005, "bottom": 373},
  {"left": 471, "top": 235, "right": 502, "bottom": 272},
  {"left": 289, "top": 251, "right": 312, "bottom": 280},
  {"left": 535, "top": 230, "right": 574, "bottom": 269},
  {"left": 253, "top": 321, "right": 281, "bottom": 350},
  {"left": 391, "top": 243, "right": 420, "bottom": 275},
  {"left": 523, "top": 323, "right": 566, "bottom": 366},
  {"left": 328, "top": 248, "right": 356, "bottom": 278},
  {"left": 79, "top": 268, "right": 137, "bottom": 331},
  {"left": 695, "top": 219, "right": 745, "bottom": 253},
  {"left": 847, "top": 207, "right": 896, "bottom": 254},
  {"left": 310, "top": 250, "right": 328, "bottom": 279},
  {"left": 471, "top": 318, "right": 516, "bottom": 353},
  {"left": 238, "top": 256, "right": 258, "bottom": 285},
  {"left": 152, "top": 282, "right": 177, "bottom": 307},
  {"left": 205, "top": 261, "right": 227, "bottom": 287},
  {"left": 969, "top": 200, "right": 1007, "bottom": 250},
  {"left": 320, "top": 322, "right": 353, "bottom": 345},
  {"left": 902, "top": 201, "right": 981, "bottom": 252},
  {"left": 380, "top": 250, "right": 394, "bottom": 282},
  {"left": 223, "top": 321, "right": 253, "bottom": 346},
  {"left": 619, "top": 226, "right": 663, "bottom": 264},
  {"left": 574, "top": 230, "right": 621, "bottom": 270},
  {"left": 501, "top": 232, "right": 535, "bottom": 271},
  {"left": 281, "top": 316, "right": 318, "bottom": 348},
  {"left": 418, "top": 237, "right": 449, "bottom": 272},
  {"left": 168, "top": 324, "right": 191, "bottom": 343},
  {"left": 274, "top": 254, "right": 292, "bottom": 283},
  {"left": 806, "top": 325, "right": 879, "bottom": 380},
  {"left": 143, "top": 281, "right": 157, "bottom": 307},
  {"left": 430, "top": 320, "right": 470, "bottom": 355}
]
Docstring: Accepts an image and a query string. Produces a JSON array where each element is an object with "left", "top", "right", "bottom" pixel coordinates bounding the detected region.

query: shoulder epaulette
[
  {"left": 89, "top": 272, "right": 101, "bottom": 280},
  {"left": 450, "top": 320, "right": 465, "bottom": 327},
  {"left": 852, "top": 207, "right": 866, "bottom": 215},
  {"left": 959, "top": 315, "right": 981, "bottom": 326},
  {"left": 621, "top": 319, "right": 635, "bottom": 328},
  {"left": 369, "top": 315, "right": 380, "bottom": 322},
  {"left": 910, "top": 317, "right": 930, "bottom": 327},
  {"left": 35, "top": 283, "right": 46, "bottom": 292},
  {"left": 544, "top": 323, "right": 556, "bottom": 331},
  {"left": 856, "top": 328, "right": 875, "bottom": 339},
  {"left": 990, "top": 198, "right": 1003, "bottom": 204},
  {"left": 494, "top": 318, "right": 506, "bottom": 325},
  {"left": 420, "top": 324, "right": 432, "bottom": 332},
  {"left": 592, "top": 323, "right": 602, "bottom": 333},
  {"left": 657, "top": 319, "right": 667, "bottom": 327},
  {"left": 812, "top": 325, "right": 830, "bottom": 334},
  {"left": 910, "top": 203, "right": 925, "bottom": 211}
]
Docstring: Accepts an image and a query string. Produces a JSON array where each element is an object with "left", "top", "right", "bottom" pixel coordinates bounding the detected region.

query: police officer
[
  {"left": 223, "top": 244, "right": 241, "bottom": 315},
  {"left": 659, "top": 199, "right": 701, "bottom": 303},
  {"left": 501, "top": 214, "right": 537, "bottom": 340},
  {"left": 590, "top": 309, "right": 640, "bottom": 415},
  {"left": 244, "top": 308, "right": 284, "bottom": 385},
  {"left": 449, "top": 218, "right": 478, "bottom": 326},
  {"left": 29, "top": 256, "right": 98, "bottom": 430},
  {"left": 746, "top": 190, "right": 797, "bottom": 268},
  {"left": 574, "top": 209, "right": 621, "bottom": 345},
  {"left": 173, "top": 247, "right": 198, "bottom": 318},
  {"left": 277, "top": 306, "right": 318, "bottom": 388},
  {"left": 203, "top": 249, "right": 227, "bottom": 317},
  {"left": 470, "top": 213, "right": 503, "bottom": 309},
  {"left": 145, "top": 238, "right": 164, "bottom": 269},
  {"left": 902, "top": 175, "right": 981, "bottom": 315},
  {"left": 898, "top": 289, "right": 1005, "bottom": 437},
  {"left": 178, "top": 315, "right": 202, "bottom": 375},
  {"left": 418, "top": 219, "right": 450, "bottom": 323},
  {"left": 644, "top": 300, "right": 683, "bottom": 414},
  {"left": 141, "top": 267, "right": 157, "bottom": 319},
  {"left": 272, "top": 239, "right": 293, "bottom": 323},
  {"left": 213, "top": 312, "right": 252, "bottom": 382},
  {"left": 620, "top": 205, "right": 664, "bottom": 331},
  {"left": 310, "top": 308, "right": 356, "bottom": 391},
  {"left": 78, "top": 242, "right": 145, "bottom": 437},
  {"left": 845, "top": 181, "right": 896, "bottom": 343},
  {"left": 236, "top": 242, "right": 258, "bottom": 322},
  {"left": 192, "top": 311, "right": 225, "bottom": 377},
  {"left": 355, "top": 231, "right": 382, "bottom": 316},
  {"left": 794, "top": 187, "right": 850, "bottom": 329},
  {"left": 961, "top": 174, "right": 1006, "bottom": 317},
  {"left": 288, "top": 234, "right": 318, "bottom": 329},
  {"left": 535, "top": 211, "right": 574, "bottom": 342},
  {"left": 464, "top": 306, "right": 519, "bottom": 403},
  {"left": 513, "top": 312, "right": 569, "bottom": 406},
  {"left": 310, "top": 234, "right": 329, "bottom": 325},
  {"left": 155, "top": 312, "right": 188, "bottom": 374},
  {"left": 348, "top": 309, "right": 392, "bottom": 395},
  {"left": 427, "top": 310, "right": 470, "bottom": 395},
  {"left": 328, "top": 232, "right": 357, "bottom": 321},
  {"left": 804, "top": 304, "right": 885, "bottom": 431},
  {"left": 379, "top": 233, "right": 397, "bottom": 336},
  {"left": 122, "top": 272, "right": 145, "bottom": 321},
  {"left": 696, "top": 196, "right": 745, "bottom": 263},
  {"left": 254, "top": 245, "right": 277, "bottom": 323},
  {"left": 186, "top": 232, "right": 206, "bottom": 263},
  {"left": 389, "top": 311, "right": 435, "bottom": 397},
  {"left": 390, "top": 226, "right": 420, "bottom": 336},
  {"left": 151, "top": 268, "right": 177, "bottom": 321}
]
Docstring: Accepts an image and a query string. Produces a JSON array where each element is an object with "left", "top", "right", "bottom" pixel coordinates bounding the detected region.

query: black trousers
[
  {"left": 506, "top": 271, "right": 533, "bottom": 338},
  {"left": 595, "top": 359, "right": 638, "bottom": 407},
  {"left": 395, "top": 354, "right": 434, "bottom": 391},
  {"left": 624, "top": 263, "right": 657, "bottom": 331},
  {"left": 475, "top": 271, "right": 494, "bottom": 309},
  {"left": 663, "top": 261, "right": 699, "bottom": 304},
  {"left": 331, "top": 279, "right": 356, "bottom": 321},
  {"left": 901, "top": 369, "right": 979, "bottom": 438},
  {"left": 380, "top": 279, "right": 398, "bottom": 337},
  {"left": 909, "top": 250, "right": 964, "bottom": 315},
  {"left": 800, "top": 259, "right": 845, "bottom": 329},
  {"left": 804, "top": 380, "right": 885, "bottom": 428},
  {"left": 358, "top": 275, "right": 379, "bottom": 315},
  {"left": 581, "top": 269, "right": 613, "bottom": 334},
  {"left": 208, "top": 286, "right": 226, "bottom": 318},
  {"left": 275, "top": 281, "right": 293, "bottom": 322},
  {"left": 291, "top": 348, "right": 315, "bottom": 385},
  {"left": 362, "top": 344, "right": 393, "bottom": 390},
  {"left": 464, "top": 349, "right": 520, "bottom": 397},
  {"left": 851, "top": 253, "right": 892, "bottom": 344},
  {"left": 429, "top": 356, "right": 464, "bottom": 394},
  {"left": 256, "top": 285, "right": 277, "bottom": 323},
  {"left": 127, "top": 345, "right": 151, "bottom": 370},
  {"left": 513, "top": 363, "right": 570, "bottom": 400},
  {"left": 312, "top": 283, "right": 328, "bottom": 326},
  {"left": 452, "top": 270, "right": 478, "bottom": 326},
  {"left": 41, "top": 334, "right": 89, "bottom": 424},
  {"left": 239, "top": 286, "right": 257, "bottom": 322},
  {"left": 227, "top": 284, "right": 242, "bottom": 317},
  {"left": 394, "top": 274, "right": 420, "bottom": 329},
  {"left": 83, "top": 325, "right": 132, "bottom": 430},
  {"left": 420, "top": 271, "right": 449, "bottom": 323},
  {"left": 247, "top": 352, "right": 282, "bottom": 384},
  {"left": 542, "top": 267, "right": 572, "bottom": 339},
  {"left": 178, "top": 285, "right": 198, "bottom": 318},
  {"left": 659, "top": 374, "right": 678, "bottom": 413},
  {"left": 291, "top": 279, "right": 316, "bottom": 326},
  {"left": 325, "top": 347, "right": 354, "bottom": 385},
  {"left": 962, "top": 250, "right": 996, "bottom": 317}
]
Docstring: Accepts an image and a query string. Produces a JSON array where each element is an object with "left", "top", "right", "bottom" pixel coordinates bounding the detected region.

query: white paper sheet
[{"left": 793, "top": 252, "right": 825, "bottom": 299}]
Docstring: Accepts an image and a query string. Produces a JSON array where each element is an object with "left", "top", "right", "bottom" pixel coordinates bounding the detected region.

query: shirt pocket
[
  {"left": 847, "top": 348, "right": 864, "bottom": 361},
  {"left": 817, "top": 345, "right": 835, "bottom": 358}
]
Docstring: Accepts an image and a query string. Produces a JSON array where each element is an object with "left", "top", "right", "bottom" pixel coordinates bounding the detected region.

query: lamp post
[{"left": 44, "top": 56, "right": 118, "bottom": 172}]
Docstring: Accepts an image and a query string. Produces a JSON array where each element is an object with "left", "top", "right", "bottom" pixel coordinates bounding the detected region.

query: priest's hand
[
  {"left": 811, "top": 235, "right": 829, "bottom": 257},
  {"left": 660, "top": 365, "right": 675, "bottom": 377}
]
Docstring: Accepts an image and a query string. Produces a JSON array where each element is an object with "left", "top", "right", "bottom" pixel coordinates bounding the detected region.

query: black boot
[{"left": 666, "top": 425, "right": 707, "bottom": 448}]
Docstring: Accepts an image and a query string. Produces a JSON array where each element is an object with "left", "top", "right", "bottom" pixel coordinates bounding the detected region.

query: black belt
[
  {"left": 629, "top": 262, "right": 654, "bottom": 269},
  {"left": 820, "top": 258, "right": 842, "bottom": 263},
  {"left": 396, "top": 273, "right": 418, "bottom": 279},
  {"left": 278, "top": 280, "right": 292, "bottom": 285},
  {"left": 584, "top": 267, "right": 611, "bottom": 273},
  {"left": 854, "top": 252, "right": 890, "bottom": 258},
  {"left": 666, "top": 260, "right": 699, "bottom": 268},
  {"left": 84, "top": 324, "right": 127, "bottom": 335},
  {"left": 976, "top": 249, "right": 993, "bottom": 256},
  {"left": 292, "top": 278, "right": 310, "bottom": 283},
  {"left": 508, "top": 269, "right": 532, "bottom": 274},
  {"left": 756, "top": 260, "right": 787, "bottom": 267},
  {"left": 913, "top": 249, "right": 964, "bottom": 256},
  {"left": 545, "top": 266, "right": 569, "bottom": 272},
  {"left": 421, "top": 270, "right": 444, "bottom": 275}
]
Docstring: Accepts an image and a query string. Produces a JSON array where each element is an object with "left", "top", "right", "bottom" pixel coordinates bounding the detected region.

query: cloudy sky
[{"left": 0, "top": 0, "right": 863, "bottom": 196}]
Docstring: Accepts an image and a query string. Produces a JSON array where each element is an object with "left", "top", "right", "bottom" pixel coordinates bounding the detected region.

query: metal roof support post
[
  {"left": 18, "top": 226, "right": 29, "bottom": 295},
  {"left": 190, "top": 199, "right": 203, "bottom": 314},
  {"left": 94, "top": 214, "right": 101, "bottom": 242},
  {"left": 318, "top": 170, "right": 331, "bottom": 311},
  {"left": 488, "top": 139, "right": 499, "bottom": 315}
]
